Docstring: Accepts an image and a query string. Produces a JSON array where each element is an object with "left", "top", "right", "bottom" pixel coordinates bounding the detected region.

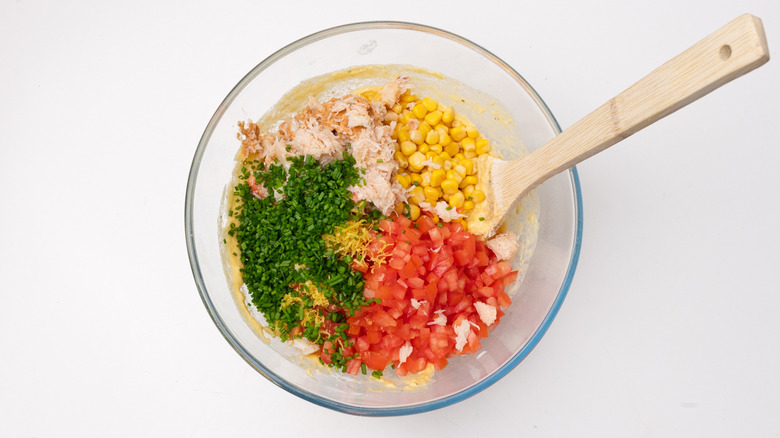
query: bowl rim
[{"left": 185, "top": 20, "right": 583, "bottom": 417}]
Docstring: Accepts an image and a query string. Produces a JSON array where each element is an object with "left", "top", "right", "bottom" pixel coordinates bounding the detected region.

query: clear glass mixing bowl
[{"left": 185, "top": 21, "right": 582, "bottom": 416}]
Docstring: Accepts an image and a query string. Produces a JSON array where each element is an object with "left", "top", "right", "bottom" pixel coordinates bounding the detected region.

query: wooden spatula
[{"left": 486, "top": 14, "right": 769, "bottom": 237}]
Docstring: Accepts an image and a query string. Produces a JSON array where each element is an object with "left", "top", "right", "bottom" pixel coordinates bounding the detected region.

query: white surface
[{"left": 2, "top": 1, "right": 779, "bottom": 436}]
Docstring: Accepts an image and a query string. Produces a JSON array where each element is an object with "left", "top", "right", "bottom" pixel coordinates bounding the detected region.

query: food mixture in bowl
[{"left": 223, "top": 68, "right": 536, "bottom": 380}]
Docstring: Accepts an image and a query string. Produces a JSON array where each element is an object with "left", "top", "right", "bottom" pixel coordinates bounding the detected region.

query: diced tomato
[
  {"left": 346, "top": 358, "right": 362, "bottom": 375},
  {"left": 362, "top": 351, "right": 390, "bottom": 371},
  {"left": 406, "top": 276, "right": 424, "bottom": 289},
  {"left": 339, "top": 212, "right": 519, "bottom": 377},
  {"left": 355, "top": 336, "right": 370, "bottom": 352},
  {"left": 453, "top": 249, "right": 471, "bottom": 266}
]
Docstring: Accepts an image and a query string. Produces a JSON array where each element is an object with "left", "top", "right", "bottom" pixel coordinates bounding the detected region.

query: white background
[{"left": 2, "top": 0, "right": 779, "bottom": 436}]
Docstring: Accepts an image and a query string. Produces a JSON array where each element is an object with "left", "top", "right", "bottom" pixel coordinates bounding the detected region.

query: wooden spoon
[{"left": 486, "top": 14, "right": 769, "bottom": 237}]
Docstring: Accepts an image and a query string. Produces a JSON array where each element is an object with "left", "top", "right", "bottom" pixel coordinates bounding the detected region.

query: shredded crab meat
[
  {"left": 398, "top": 342, "right": 413, "bottom": 364},
  {"left": 485, "top": 232, "right": 519, "bottom": 261},
  {"left": 237, "top": 77, "right": 411, "bottom": 215},
  {"left": 418, "top": 201, "right": 466, "bottom": 222},
  {"left": 474, "top": 301, "right": 497, "bottom": 326},
  {"left": 453, "top": 319, "right": 472, "bottom": 352},
  {"left": 427, "top": 310, "right": 447, "bottom": 326}
]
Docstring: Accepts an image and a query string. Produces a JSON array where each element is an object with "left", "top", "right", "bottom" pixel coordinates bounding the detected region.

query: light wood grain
[{"left": 489, "top": 14, "right": 769, "bottom": 235}]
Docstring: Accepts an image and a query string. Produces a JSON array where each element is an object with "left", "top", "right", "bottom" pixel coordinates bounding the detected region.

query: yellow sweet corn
[
  {"left": 409, "top": 186, "right": 425, "bottom": 205},
  {"left": 412, "top": 103, "right": 428, "bottom": 119},
  {"left": 425, "top": 130, "right": 439, "bottom": 145},
  {"left": 410, "top": 129, "right": 425, "bottom": 145},
  {"left": 450, "top": 125, "right": 467, "bottom": 141},
  {"left": 400, "top": 140, "right": 417, "bottom": 156},
  {"left": 449, "top": 191, "right": 465, "bottom": 208},
  {"left": 441, "top": 178, "right": 459, "bottom": 195},
  {"left": 475, "top": 138, "right": 491, "bottom": 155},
  {"left": 409, "top": 204, "right": 421, "bottom": 221},
  {"left": 422, "top": 96, "right": 438, "bottom": 112},
  {"left": 442, "top": 106, "right": 454, "bottom": 126},
  {"left": 429, "top": 169, "right": 446, "bottom": 187},
  {"left": 445, "top": 169, "right": 463, "bottom": 184},
  {"left": 424, "top": 110, "right": 442, "bottom": 126},
  {"left": 396, "top": 173, "right": 412, "bottom": 189},
  {"left": 408, "top": 152, "right": 427, "bottom": 172},
  {"left": 394, "top": 151, "right": 408, "bottom": 168}
]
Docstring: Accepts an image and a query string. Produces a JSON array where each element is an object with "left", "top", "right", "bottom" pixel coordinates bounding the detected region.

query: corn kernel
[
  {"left": 424, "top": 110, "right": 442, "bottom": 126},
  {"left": 445, "top": 169, "right": 463, "bottom": 184},
  {"left": 439, "top": 152, "right": 452, "bottom": 161},
  {"left": 397, "top": 127, "right": 410, "bottom": 142},
  {"left": 410, "top": 172, "right": 423, "bottom": 186},
  {"left": 400, "top": 140, "right": 417, "bottom": 156},
  {"left": 401, "top": 92, "right": 417, "bottom": 103},
  {"left": 442, "top": 193, "right": 450, "bottom": 202},
  {"left": 459, "top": 219, "right": 468, "bottom": 231},
  {"left": 449, "top": 191, "right": 465, "bottom": 208},
  {"left": 460, "top": 158, "right": 474, "bottom": 175},
  {"left": 419, "top": 122, "right": 432, "bottom": 137},
  {"left": 461, "top": 137, "right": 476, "bottom": 153},
  {"left": 420, "top": 170, "right": 431, "bottom": 186},
  {"left": 466, "top": 126, "right": 479, "bottom": 139},
  {"left": 395, "top": 203, "right": 405, "bottom": 214},
  {"left": 409, "top": 186, "right": 425, "bottom": 204},
  {"left": 412, "top": 103, "right": 428, "bottom": 119},
  {"left": 396, "top": 173, "right": 411, "bottom": 189},
  {"left": 423, "top": 186, "right": 441, "bottom": 203},
  {"left": 431, "top": 214, "right": 440, "bottom": 224},
  {"left": 425, "top": 130, "right": 439, "bottom": 145},
  {"left": 408, "top": 152, "right": 427, "bottom": 171},
  {"left": 460, "top": 175, "right": 479, "bottom": 188},
  {"left": 420, "top": 143, "right": 431, "bottom": 154},
  {"left": 421, "top": 97, "right": 437, "bottom": 111},
  {"left": 444, "top": 142, "right": 460, "bottom": 157},
  {"left": 472, "top": 189, "right": 486, "bottom": 202},
  {"left": 425, "top": 151, "right": 438, "bottom": 161},
  {"left": 454, "top": 164, "right": 468, "bottom": 178},
  {"left": 392, "top": 103, "right": 404, "bottom": 114},
  {"left": 464, "top": 150, "right": 477, "bottom": 159},
  {"left": 475, "top": 138, "right": 491, "bottom": 155},
  {"left": 450, "top": 125, "right": 467, "bottom": 141},
  {"left": 394, "top": 151, "right": 408, "bottom": 168},
  {"left": 462, "top": 200, "right": 475, "bottom": 210},
  {"left": 429, "top": 144, "right": 443, "bottom": 154},
  {"left": 409, "top": 204, "right": 421, "bottom": 221},
  {"left": 410, "top": 129, "right": 424, "bottom": 145},
  {"left": 438, "top": 131, "right": 452, "bottom": 147},
  {"left": 442, "top": 106, "right": 454, "bottom": 125},
  {"left": 430, "top": 169, "right": 446, "bottom": 187},
  {"left": 441, "top": 178, "right": 459, "bottom": 195},
  {"left": 463, "top": 184, "right": 475, "bottom": 197},
  {"left": 399, "top": 111, "right": 411, "bottom": 125},
  {"left": 443, "top": 161, "right": 453, "bottom": 171}
]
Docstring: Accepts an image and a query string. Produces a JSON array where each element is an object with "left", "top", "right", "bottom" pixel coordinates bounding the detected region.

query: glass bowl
[{"left": 185, "top": 21, "right": 582, "bottom": 416}]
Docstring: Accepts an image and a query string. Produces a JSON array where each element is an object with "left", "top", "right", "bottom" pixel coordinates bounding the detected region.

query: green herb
[
  {"left": 479, "top": 217, "right": 485, "bottom": 221},
  {"left": 371, "top": 370, "right": 383, "bottom": 379},
  {"left": 230, "top": 152, "right": 371, "bottom": 371}
]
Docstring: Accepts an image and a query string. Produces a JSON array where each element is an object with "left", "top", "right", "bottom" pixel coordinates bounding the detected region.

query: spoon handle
[{"left": 496, "top": 14, "right": 769, "bottom": 210}]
